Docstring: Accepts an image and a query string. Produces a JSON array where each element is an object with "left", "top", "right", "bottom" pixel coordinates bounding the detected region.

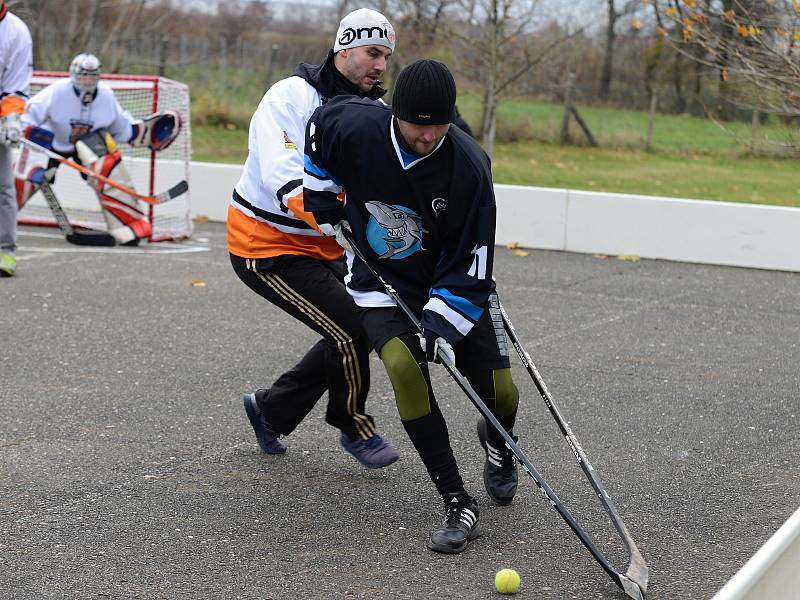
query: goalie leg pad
[
  {"left": 86, "top": 153, "right": 152, "bottom": 242},
  {"left": 76, "top": 129, "right": 114, "bottom": 167},
  {"left": 100, "top": 196, "right": 152, "bottom": 243},
  {"left": 15, "top": 178, "right": 35, "bottom": 210}
]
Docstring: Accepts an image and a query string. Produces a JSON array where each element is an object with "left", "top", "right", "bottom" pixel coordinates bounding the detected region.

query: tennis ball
[{"left": 495, "top": 568, "right": 520, "bottom": 594}]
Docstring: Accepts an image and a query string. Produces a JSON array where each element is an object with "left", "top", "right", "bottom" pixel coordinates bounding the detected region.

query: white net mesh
[{"left": 15, "top": 72, "right": 193, "bottom": 241}]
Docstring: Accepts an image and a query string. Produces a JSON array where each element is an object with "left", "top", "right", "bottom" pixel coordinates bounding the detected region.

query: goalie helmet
[{"left": 69, "top": 53, "right": 102, "bottom": 103}]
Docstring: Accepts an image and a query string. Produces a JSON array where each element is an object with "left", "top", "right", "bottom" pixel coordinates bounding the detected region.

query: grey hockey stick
[
  {"left": 497, "top": 298, "right": 649, "bottom": 595},
  {"left": 38, "top": 182, "right": 116, "bottom": 246},
  {"left": 340, "top": 226, "right": 647, "bottom": 599}
]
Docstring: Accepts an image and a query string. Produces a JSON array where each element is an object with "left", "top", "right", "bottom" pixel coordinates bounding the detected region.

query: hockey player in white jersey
[
  {"left": 19, "top": 53, "right": 180, "bottom": 246},
  {"left": 0, "top": 0, "right": 32, "bottom": 276},
  {"left": 230, "top": 9, "right": 400, "bottom": 467}
]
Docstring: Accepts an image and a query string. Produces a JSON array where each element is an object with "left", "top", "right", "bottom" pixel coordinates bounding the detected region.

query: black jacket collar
[{"left": 293, "top": 50, "right": 387, "bottom": 104}]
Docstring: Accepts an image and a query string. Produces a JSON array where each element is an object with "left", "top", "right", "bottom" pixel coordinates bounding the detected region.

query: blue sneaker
[
  {"left": 243, "top": 392, "right": 286, "bottom": 454},
  {"left": 340, "top": 432, "right": 399, "bottom": 469}
]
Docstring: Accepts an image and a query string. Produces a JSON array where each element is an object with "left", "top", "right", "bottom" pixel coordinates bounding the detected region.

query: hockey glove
[
  {"left": 129, "top": 111, "right": 181, "bottom": 151},
  {"left": 0, "top": 115, "right": 22, "bottom": 147},
  {"left": 420, "top": 330, "right": 456, "bottom": 365},
  {"left": 24, "top": 125, "right": 55, "bottom": 151},
  {"left": 318, "top": 220, "right": 353, "bottom": 253}
]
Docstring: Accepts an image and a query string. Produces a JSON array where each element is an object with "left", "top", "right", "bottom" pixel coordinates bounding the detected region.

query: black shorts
[{"left": 359, "top": 294, "right": 511, "bottom": 372}]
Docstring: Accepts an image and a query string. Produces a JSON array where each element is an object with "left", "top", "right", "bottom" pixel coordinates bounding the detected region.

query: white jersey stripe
[{"left": 424, "top": 297, "right": 474, "bottom": 337}]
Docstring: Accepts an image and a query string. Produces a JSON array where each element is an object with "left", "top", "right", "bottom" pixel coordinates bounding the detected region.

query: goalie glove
[
  {"left": 420, "top": 330, "right": 456, "bottom": 365},
  {"left": 24, "top": 125, "right": 55, "bottom": 151},
  {"left": 0, "top": 114, "right": 22, "bottom": 147},
  {"left": 129, "top": 110, "right": 181, "bottom": 151}
]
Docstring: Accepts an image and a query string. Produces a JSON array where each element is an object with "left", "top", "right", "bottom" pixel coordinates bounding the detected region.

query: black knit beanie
[{"left": 392, "top": 59, "right": 456, "bottom": 125}]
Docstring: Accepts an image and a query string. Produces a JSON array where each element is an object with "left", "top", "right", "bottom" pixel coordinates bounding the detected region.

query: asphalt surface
[{"left": 2, "top": 222, "right": 798, "bottom": 600}]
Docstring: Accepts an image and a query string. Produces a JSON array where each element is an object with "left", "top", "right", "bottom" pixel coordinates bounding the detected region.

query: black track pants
[{"left": 230, "top": 253, "right": 376, "bottom": 440}]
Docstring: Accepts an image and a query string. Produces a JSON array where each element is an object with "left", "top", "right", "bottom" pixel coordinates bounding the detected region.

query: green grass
[
  {"left": 493, "top": 143, "right": 799, "bottom": 206},
  {"left": 456, "top": 93, "right": 795, "bottom": 155},
  {"left": 193, "top": 124, "right": 249, "bottom": 164},
  {"left": 191, "top": 96, "right": 800, "bottom": 208}
]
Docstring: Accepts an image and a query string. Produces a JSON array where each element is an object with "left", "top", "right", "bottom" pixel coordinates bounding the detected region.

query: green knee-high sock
[{"left": 381, "top": 335, "right": 465, "bottom": 496}]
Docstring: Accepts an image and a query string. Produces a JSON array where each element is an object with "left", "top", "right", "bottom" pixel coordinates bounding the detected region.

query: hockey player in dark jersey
[{"left": 303, "top": 59, "right": 521, "bottom": 554}]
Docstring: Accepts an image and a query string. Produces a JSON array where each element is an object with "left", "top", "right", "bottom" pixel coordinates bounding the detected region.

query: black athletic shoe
[
  {"left": 243, "top": 392, "right": 286, "bottom": 454},
  {"left": 427, "top": 492, "right": 481, "bottom": 554},
  {"left": 477, "top": 417, "right": 518, "bottom": 506}
]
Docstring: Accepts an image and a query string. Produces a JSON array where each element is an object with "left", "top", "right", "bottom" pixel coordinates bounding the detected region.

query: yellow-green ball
[{"left": 495, "top": 568, "right": 520, "bottom": 594}]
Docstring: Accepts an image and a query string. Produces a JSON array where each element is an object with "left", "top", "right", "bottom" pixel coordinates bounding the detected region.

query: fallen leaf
[
  {"left": 191, "top": 279, "right": 206, "bottom": 287},
  {"left": 194, "top": 215, "right": 210, "bottom": 223},
  {"left": 618, "top": 254, "right": 640, "bottom": 262},
  {"left": 511, "top": 249, "right": 529, "bottom": 257},
  {"left": 593, "top": 254, "right": 610, "bottom": 259},
  {"left": 506, "top": 241, "right": 521, "bottom": 249}
]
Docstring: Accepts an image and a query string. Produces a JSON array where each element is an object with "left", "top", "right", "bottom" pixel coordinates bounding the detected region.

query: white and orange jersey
[
  {"left": 0, "top": 11, "right": 33, "bottom": 117},
  {"left": 227, "top": 75, "right": 341, "bottom": 261},
  {"left": 21, "top": 79, "right": 136, "bottom": 154}
]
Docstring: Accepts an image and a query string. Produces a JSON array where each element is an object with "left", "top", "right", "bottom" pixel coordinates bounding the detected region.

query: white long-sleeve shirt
[
  {"left": 227, "top": 74, "right": 342, "bottom": 260},
  {"left": 0, "top": 11, "right": 33, "bottom": 115},
  {"left": 22, "top": 79, "right": 135, "bottom": 154}
]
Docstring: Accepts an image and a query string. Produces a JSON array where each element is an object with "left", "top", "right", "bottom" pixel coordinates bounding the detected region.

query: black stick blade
[
  {"left": 154, "top": 180, "right": 189, "bottom": 204},
  {"left": 66, "top": 232, "right": 117, "bottom": 247}
]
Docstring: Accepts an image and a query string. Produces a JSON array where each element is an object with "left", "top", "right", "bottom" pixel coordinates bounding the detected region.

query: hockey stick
[
  {"left": 497, "top": 299, "right": 649, "bottom": 595},
  {"left": 340, "top": 227, "right": 647, "bottom": 599},
  {"left": 38, "top": 182, "right": 116, "bottom": 246},
  {"left": 19, "top": 137, "right": 188, "bottom": 205}
]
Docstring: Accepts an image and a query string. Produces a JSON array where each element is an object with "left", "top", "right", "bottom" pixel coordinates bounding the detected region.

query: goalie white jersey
[{"left": 22, "top": 79, "right": 136, "bottom": 154}]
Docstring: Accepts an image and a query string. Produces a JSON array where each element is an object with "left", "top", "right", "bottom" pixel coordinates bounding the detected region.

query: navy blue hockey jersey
[{"left": 303, "top": 96, "right": 496, "bottom": 346}]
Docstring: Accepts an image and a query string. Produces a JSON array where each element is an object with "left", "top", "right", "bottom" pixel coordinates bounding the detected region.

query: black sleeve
[{"left": 302, "top": 104, "right": 346, "bottom": 223}]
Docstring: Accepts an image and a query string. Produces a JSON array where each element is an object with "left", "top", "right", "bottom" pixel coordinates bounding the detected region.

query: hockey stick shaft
[
  {"left": 38, "top": 182, "right": 116, "bottom": 246},
  {"left": 19, "top": 137, "right": 187, "bottom": 205},
  {"left": 340, "top": 228, "right": 645, "bottom": 599},
  {"left": 38, "top": 182, "right": 74, "bottom": 236},
  {"left": 498, "top": 301, "right": 649, "bottom": 594}
]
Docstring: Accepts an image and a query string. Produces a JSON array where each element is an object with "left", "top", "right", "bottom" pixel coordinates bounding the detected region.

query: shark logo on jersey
[{"left": 365, "top": 201, "right": 424, "bottom": 260}]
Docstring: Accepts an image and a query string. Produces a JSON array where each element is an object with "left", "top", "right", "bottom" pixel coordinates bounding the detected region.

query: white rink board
[
  {"left": 711, "top": 506, "right": 800, "bottom": 600},
  {"left": 188, "top": 162, "right": 800, "bottom": 273},
  {"left": 565, "top": 190, "right": 800, "bottom": 272}
]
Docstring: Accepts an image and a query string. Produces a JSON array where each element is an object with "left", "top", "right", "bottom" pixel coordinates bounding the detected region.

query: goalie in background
[
  {"left": 19, "top": 53, "right": 181, "bottom": 246},
  {"left": 0, "top": 0, "right": 32, "bottom": 277}
]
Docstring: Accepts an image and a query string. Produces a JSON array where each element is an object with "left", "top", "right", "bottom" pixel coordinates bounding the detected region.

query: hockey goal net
[{"left": 15, "top": 72, "right": 193, "bottom": 241}]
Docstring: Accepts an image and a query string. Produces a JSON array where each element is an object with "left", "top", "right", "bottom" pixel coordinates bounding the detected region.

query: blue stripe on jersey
[
  {"left": 430, "top": 287, "right": 483, "bottom": 322},
  {"left": 304, "top": 155, "right": 340, "bottom": 184},
  {"left": 399, "top": 145, "right": 421, "bottom": 168}
]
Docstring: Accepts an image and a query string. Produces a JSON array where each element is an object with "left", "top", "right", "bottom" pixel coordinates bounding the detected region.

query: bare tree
[
  {"left": 599, "top": 0, "right": 637, "bottom": 100},
  {"left": 447, "top": 0, "right": 580, "bottom": 156}
]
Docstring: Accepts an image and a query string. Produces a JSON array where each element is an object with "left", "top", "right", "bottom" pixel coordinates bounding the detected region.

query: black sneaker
[
  {"left": 427, "top": 492, "right": 481, "bottom": 554},
  {"left": 477, "top": 417, "right": 518, "bottom": 506},
  {"left": 243, "top": 392, "right": 287, "bottom": 454}
]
